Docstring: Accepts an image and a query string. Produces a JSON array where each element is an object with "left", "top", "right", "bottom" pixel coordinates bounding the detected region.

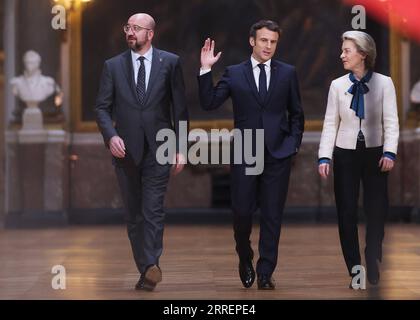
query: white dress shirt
[
  {"left": 131, "top": 46, "right": 153, "bottom": 91},
  {"left": 199, "top": 56, "right": 271, "bottom": 92}
]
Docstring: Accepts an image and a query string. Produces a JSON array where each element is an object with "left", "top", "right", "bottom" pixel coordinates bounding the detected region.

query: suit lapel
[
  {"left": 121, "top": 50, "right": 140, "bottom": 104},
  {"left": 242, "top": 60, "right": 263, "bottom": 107},
  {"left": 265, "top": 60, "right": 280, "bottom": 106},
  {"left": 143, "top": 48, "right": 163, "bottom": 106}
]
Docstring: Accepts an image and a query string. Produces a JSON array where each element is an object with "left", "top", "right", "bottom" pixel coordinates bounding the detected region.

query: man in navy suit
[{"left": 198, "top": 20, "right": 304, "bottom": 290}]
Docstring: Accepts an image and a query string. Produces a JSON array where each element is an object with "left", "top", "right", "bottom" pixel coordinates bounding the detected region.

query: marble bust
[
  {"left": 11, "top": 50, "right": 61, "bottom": 104},
  {"left": 10, "top": 50, "right": 62, "bottom": 130}
]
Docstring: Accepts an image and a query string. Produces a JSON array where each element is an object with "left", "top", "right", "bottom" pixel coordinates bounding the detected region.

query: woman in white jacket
[{"left": 318, "top": 31, "right": 399, "bottom": 288}]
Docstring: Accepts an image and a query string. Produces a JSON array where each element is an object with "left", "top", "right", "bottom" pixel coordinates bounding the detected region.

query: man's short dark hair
[{"left": 249, "top": 20, "right": 282, "bottom": 38}]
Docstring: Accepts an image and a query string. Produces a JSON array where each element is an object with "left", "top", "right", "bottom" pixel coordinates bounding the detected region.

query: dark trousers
[
  {"left": 231, "top": 147, "right": 292, "bottom": 276},
  {"left": 333, "top": 141, "right": 388, "bottom": 275},
  {"left": 114, "top": 142, "right": 171, "bottom": 274}
]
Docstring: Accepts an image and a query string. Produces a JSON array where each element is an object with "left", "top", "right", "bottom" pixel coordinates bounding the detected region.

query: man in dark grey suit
[{"left": 95, "top": 13, "right": 189, "bottom": 291}]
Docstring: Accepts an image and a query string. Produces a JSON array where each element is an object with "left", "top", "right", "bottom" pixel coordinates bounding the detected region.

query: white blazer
[{"left": 318, "top": 72, "right": 399, "bottom": 160}]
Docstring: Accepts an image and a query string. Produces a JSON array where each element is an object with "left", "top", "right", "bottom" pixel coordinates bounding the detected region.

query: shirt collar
[
  {"left": 251, "top": 56, "right": 271, "bottom": 69},
  {"left": 131, "top": 46, "right": 153, "bottom": 63}
]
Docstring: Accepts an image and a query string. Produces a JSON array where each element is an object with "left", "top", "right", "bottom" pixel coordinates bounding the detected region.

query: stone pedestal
[
  {"left": 21, "top": 103, "right": 44, "bottom": 131},
  {"left": 5, "top": 129, "right": 69, "bottom": 228}
]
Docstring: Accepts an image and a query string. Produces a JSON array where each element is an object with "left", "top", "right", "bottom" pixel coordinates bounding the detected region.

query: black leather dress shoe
[
  {"left": 239, "top": 259, "right": 255, "bottom": 288},
  {"left": 367, "top": 259, "right": 380, "bottom": 285},
  {"left": 257, "top": 275, "right": 275, "bottom": 290}
]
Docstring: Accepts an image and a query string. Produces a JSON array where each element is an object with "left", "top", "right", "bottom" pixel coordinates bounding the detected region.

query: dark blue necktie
[
  {"left": 136, "top": 56, "right": 146, "bottom": 105},
  {"left": 258, "top": 63, "right": 267, "bottom": 102}
]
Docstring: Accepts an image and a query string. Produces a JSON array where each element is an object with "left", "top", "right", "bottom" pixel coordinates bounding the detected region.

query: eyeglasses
[{"left": 123, "top": 24, "right": 151, "bottom": 34}]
